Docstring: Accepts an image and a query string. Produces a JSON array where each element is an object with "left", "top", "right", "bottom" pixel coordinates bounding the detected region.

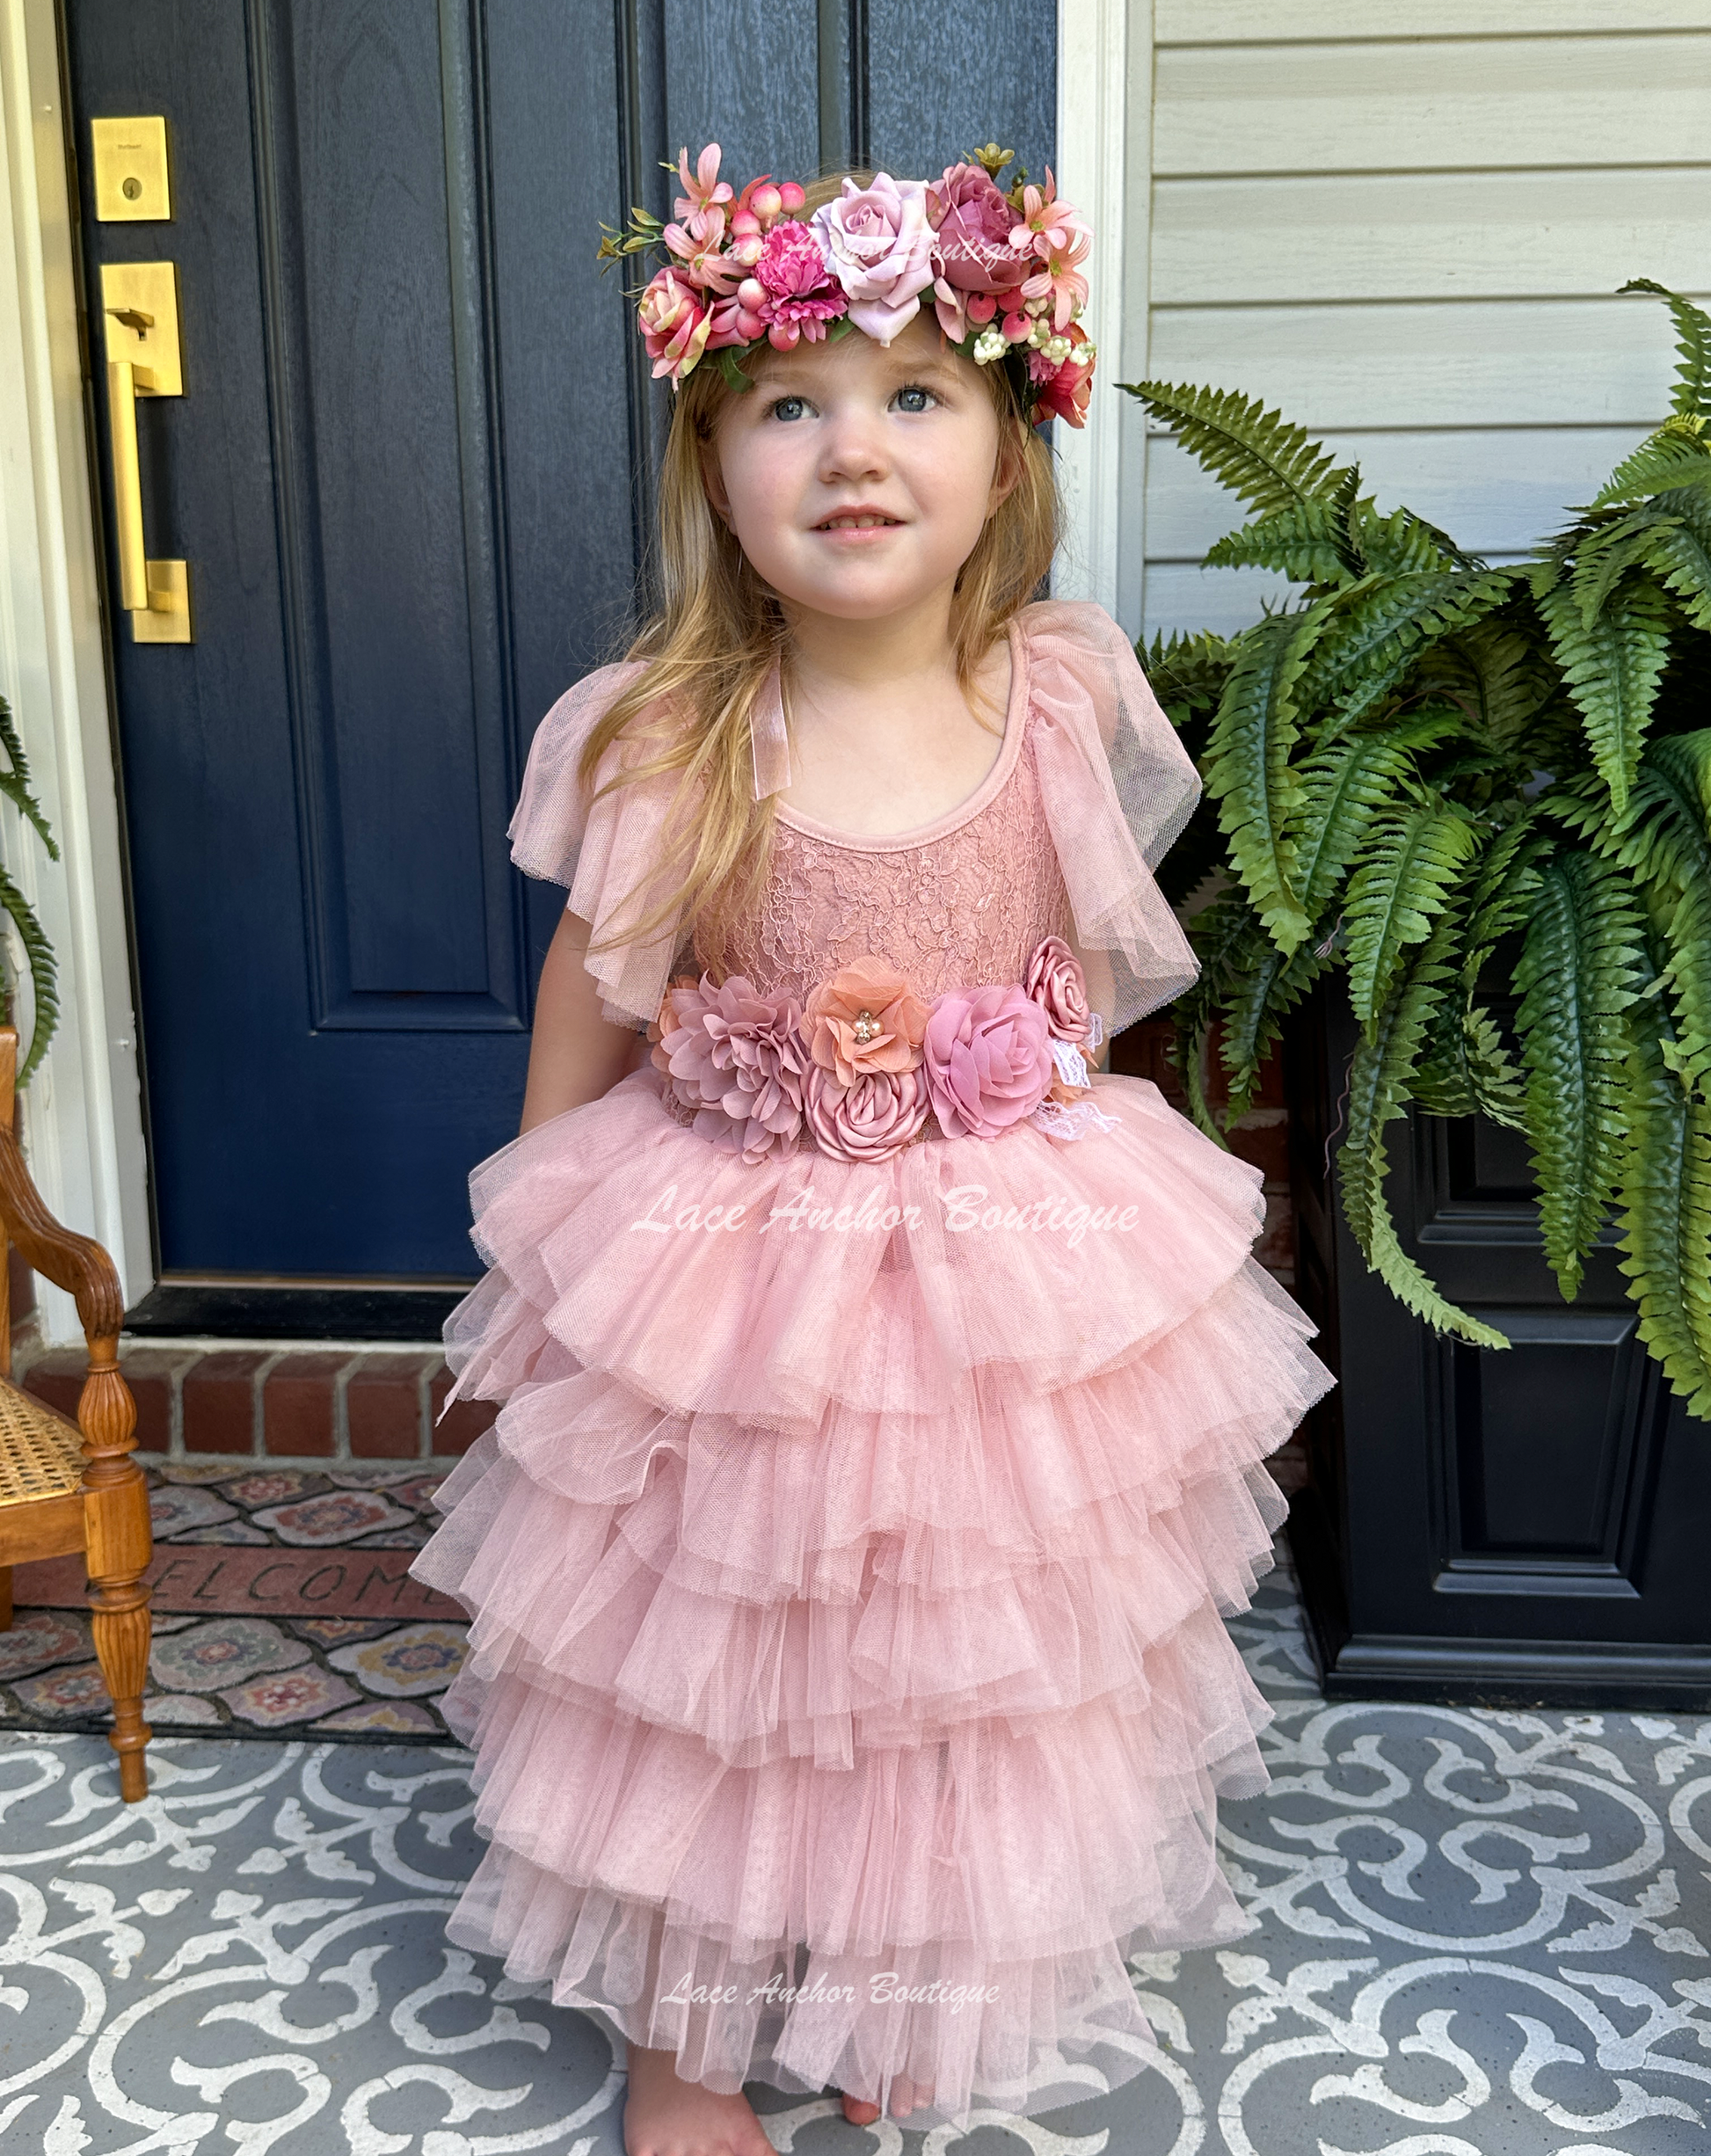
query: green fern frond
[
  {"left": 1597, "top": 729, "right": 1711, "bottom": 898},
  {"left": 0, "top": 696, "right": 59, "bottom": 863},
  {"left": 1463, "top": 814, "right": 1553, "bottom": 987},
  {"left": 1656, "top": 872, "right": 1711, "bottom": 1097},
  {"left": 1287, "top": 732, "right": 1418, "bottom": 926},
  {"left": 1203, "top": 499, "right": 1354, "bottom": 584},
  {"left": 1615, "top": 999, "right": 1711, "bottom": 1417},
  {"left": 0, "top": 866, "right": 59, "bottom": 1085},
  {"left": 1571, "top": 511, "right": 1678, "bottom": 619},
  {"left": 1340, "top": 935, "right": 1511, "bottom": 1349},
  {"left": 1464, "top": 1004, "right": 1530, "bottom": 1129},
  {"left": 1120, "top": 380, "right": 1344, "bottom": 514},
  {"left": 1141, "top": 629, "right": 1234, "bottom": 725},
  {"left": 1640, "top": 492, "right": 1711, "bottom": 631},
  {"left": 1303, "top": 570, "right": 1518, "bottom": 726},
  {"left": 1453, "top": 623, "right": 1555, "bottom": 754},
  {"left": 1205, "top": 605, "right": 1331, "bottom": 950},
  {"left": 1620, "top": 278, "right": 1711, "bottom": 418},
  {"left": 1590, "top": 440, "right": 1711, "bottom": 511},
  {"left": 1513, "top": 850, "right": 1646, "bottom": 1300},
  {"left": 1538, "top": 576, "right": 1671, "bottom": 816},
  {"left": 1355, "top": 502, "right": 1478, "bottom": 575},
  {"left": 1344, "top": 805, "right": 1481, "bottom": 1029},
  {"left": 1219, "top": 942, "right": 1327, "bottom": 1122},
  {"left": 1170, "top": 892, "right": 1270, "bottom": 1144}
]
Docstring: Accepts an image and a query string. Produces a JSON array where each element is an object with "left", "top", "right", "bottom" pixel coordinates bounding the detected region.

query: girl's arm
[{"left": 520, "top": 907, "right": 650, "bottom": 1133}]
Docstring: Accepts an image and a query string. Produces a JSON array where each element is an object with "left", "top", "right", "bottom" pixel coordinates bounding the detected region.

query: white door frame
[
  {"left": 1054, "top": 0, "right": 1153, "bottom": 637},
  {"left": 0, "top": 0, "right": 152, "bottom": 1343}
]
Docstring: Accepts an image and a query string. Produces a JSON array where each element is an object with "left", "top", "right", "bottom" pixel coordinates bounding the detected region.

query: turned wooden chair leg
[
  {"left": 88, "top": 1571, "right": 152, "bottom": 1800},
  {"left": 0, "top": 1563, "right": 11, "bottom": 1631}
]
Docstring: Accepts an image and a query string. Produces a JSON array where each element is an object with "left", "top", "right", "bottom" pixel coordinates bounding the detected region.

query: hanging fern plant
[
  {"left": 0, "top": 695, "right": 60, "bottom": 1085},
  {"left": 1123, "top": 277, "right": 1711, "bottom": 1420}
]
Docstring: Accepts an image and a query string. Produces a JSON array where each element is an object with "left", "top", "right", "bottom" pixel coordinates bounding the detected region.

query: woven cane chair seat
[{"left": 0, "top": 1380, "right": 84, "bottom": 1507}]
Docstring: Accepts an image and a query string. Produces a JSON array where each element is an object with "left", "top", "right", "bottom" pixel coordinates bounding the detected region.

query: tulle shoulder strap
[
  {"left": 1018, "top": 600, "right": 1202, "bottom": 1036},
  {"left": 508, "top": 660, "right": 694, "bottom": 1031}
]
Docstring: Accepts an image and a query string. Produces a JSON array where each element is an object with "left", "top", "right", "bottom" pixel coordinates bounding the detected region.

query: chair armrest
[{"left": 0, "top": 1122, "right": 124, "bottom": 1348}]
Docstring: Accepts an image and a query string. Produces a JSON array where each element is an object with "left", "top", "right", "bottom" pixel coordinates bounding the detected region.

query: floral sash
[{"left": 649, "top": 937, "right": 1118, "bottom": 1166}]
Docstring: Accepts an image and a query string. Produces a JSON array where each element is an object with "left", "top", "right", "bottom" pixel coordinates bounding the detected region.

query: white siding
[{"left": 1132, "top": 5, "right": 1711, "bottom": 639}]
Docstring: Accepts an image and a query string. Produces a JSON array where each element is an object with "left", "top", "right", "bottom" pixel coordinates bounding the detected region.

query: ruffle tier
[{"left": 409, "top": 1066, "right": 1335, "bottom": 2130}]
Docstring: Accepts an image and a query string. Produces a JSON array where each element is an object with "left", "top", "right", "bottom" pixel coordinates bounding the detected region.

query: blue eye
[
  {"left": 768, "top": 395, "right": 808, "bottom": 422},
  {"left": 894, "top": 384, "right": 936, "bottom": 414}
]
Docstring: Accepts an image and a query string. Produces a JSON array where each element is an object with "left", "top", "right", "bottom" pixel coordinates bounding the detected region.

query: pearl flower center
[{"left": 851, "top": 1008, "right": 880, "bottom": 1044}]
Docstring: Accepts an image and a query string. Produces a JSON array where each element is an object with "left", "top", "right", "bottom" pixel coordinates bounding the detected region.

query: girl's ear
[
  {"left": 701, "top": 439, "right": 735, "bottom": 528},
  {"left": 985, "top": 420, "right": 1027, "bottom": 520}
]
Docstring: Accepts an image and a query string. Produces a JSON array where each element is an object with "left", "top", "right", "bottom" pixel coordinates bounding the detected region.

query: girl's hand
[{"left": 520, "top": 908, "right": 646, "bottom": 1133}]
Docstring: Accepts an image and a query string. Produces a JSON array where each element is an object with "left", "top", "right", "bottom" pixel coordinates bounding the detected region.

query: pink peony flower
[
  {"left": 651, "top": 973, "right": 809, "bottom": 1162},
  {"left": 803, "top": 1063, "right": 932, "bottom": 1162},
  {"left": 1033, "top": 346, "right": 1095, "bottom": 428},
  {"left": 1023, "top": 936, "right": 1092, "bottom": 1044},
  {"left": 804, "top": 955, "right": 931, "bottom": 1084},
  {"left": 637, "top": 267, "right": 712, "bottom": 382},
  {"left": 739, "top": 221, "right": 846, "bottom": 351},
  {"left": 921, "top": 984, "right": 1055, "bottom": 1140},
  {"left": 811, "top": 174, "right": 936, "bottom": 345}
]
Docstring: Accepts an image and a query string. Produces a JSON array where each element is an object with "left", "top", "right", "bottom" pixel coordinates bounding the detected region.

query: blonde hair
[{"left": 576, "top": 171, "right": 1059, "bottom": 985}]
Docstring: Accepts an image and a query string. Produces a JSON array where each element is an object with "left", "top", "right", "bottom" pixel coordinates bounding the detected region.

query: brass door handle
[{"left": 98, "top": 261, "right": 192, "bottom": 644}]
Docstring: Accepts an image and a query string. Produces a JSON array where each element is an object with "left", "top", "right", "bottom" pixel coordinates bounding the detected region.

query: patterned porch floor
[{"left": 1, "top": 1541, "right": 1708, "bottom": 2152}]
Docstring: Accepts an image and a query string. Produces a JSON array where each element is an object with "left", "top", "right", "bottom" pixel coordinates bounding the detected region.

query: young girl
[{"left": 411, "top": 146, "right": 1334, "bottom": 2155}]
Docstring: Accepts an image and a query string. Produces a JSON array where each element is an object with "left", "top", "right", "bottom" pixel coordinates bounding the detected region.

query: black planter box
[{"left": 1285, "top": 985, "right": 1711, "bottom": 1708}]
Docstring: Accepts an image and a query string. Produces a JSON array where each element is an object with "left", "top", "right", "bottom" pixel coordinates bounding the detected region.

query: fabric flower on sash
[
  {"left": 922, "top": 983, "right": 1055, "bottom": 1140},
  {"left": 651, "top": 972, "right": 809, "bottom": 1162}
]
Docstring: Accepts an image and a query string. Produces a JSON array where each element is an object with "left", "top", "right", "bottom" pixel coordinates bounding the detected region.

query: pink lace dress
[{"left": 409, "top": 601, "right": 1334, "bottom": 2131}]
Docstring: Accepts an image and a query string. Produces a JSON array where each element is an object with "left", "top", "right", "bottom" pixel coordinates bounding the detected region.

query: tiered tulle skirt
[{"left": 409, "top": 1063, "right": 1334, "bottom": 2130}]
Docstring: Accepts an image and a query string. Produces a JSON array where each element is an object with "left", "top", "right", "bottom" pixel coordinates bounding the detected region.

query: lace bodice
[{"left": 703, "top": 693, "right": 1073, "bottom": 1003}]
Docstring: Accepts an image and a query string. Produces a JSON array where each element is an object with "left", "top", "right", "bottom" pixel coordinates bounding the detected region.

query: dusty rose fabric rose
[
  {"left": 921, "top": 984, "right": 1055, "bottom": 1140},
  {"left": 929, "top": 164, "right": 1028, "bottom": 295},
  {"left": 651, "top": 972, "right": 808, "bottom": 1162},
  {"left": 1023, "top": 936, "right": 1092, "bottom": 1044},
  {"left": 804, "top": 955, "right": 931, "bottom": 1085},
  {"left": 803, "top": 1063, "right": 931, "bottom": 1162},
  {"left": 810, "top": 174, "right": 936, "bottom": 344}
]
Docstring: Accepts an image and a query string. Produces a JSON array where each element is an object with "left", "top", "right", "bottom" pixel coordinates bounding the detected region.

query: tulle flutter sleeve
[
  {"left": 508, "top": 661, "right": 695, "bottom": 1031},
  {"left": 1020, "top": 600, "right": 1202, "bottom": 1037}
]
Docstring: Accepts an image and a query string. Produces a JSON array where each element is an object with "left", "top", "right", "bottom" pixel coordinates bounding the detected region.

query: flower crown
[{"left": 598, "top": 142, "right": 1096, "bottom": 427}]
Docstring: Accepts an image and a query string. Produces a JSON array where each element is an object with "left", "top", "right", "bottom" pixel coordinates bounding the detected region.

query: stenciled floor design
[
  {"left": 1, "top": 1541, "right": 1707, "bottom": 2154},
  {"left": 1, "top": 1463, "right": 464, "bottom": 1741}
]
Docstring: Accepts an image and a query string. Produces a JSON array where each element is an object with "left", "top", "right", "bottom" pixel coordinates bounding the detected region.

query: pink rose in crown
[
  {"left": 811, "top": 174, "right": 936, "bottom": 345},
  {"left": 804, "top": 955, "right": 932, "bottom": 1085},
  {"left": 803, "top": 1064, "right": 932, "bottom": 1162},
  {"left": 922, "top": 983, "right": 1055, "bottom": 1140},
  {"left": 1023, "top": 936, "right": 1091, "bottom": 1044},
  {"left": 929, "top": 165, "right": 1028, "bottom": 290},
  {"left": 735, "top": 221, "right": 846, "bottom": 351},
  {"left": 651, "top": 973, "right": 808, "bottom": 1162},
  {"left": 637, "top": 266, "right": 711, "bottom": 382}
]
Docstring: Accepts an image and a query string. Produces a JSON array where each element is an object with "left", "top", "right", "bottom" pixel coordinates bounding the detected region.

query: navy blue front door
[{"left": 65, "top": 1, "right": 1052, "bottom": 1317}]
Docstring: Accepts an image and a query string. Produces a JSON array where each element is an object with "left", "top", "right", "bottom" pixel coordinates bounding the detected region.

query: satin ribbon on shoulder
[{"left": 751, "top": 665, "right": 793, "bottom": 801}]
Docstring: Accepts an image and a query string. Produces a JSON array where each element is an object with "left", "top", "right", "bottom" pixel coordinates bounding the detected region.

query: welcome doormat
[{"left": 0, "top": 1461, "right": 470, "bottom": 1745}]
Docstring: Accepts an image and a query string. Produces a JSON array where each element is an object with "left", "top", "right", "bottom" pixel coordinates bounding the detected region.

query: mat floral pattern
[{"left": 0, "top": 1462, "right": 465, "bottom": 1742}]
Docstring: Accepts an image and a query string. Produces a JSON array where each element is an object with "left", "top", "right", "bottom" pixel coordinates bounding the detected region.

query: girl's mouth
[{"left": 814, "top": 513, "right": 903, "bottom": 531}]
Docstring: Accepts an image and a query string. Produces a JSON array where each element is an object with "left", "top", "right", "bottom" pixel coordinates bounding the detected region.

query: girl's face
[{"left": 702, "top": 311, "right": 1010, "bottom": 625}]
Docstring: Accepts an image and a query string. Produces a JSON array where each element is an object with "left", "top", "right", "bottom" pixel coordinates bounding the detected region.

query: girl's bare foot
[
  {"left": 623, "top": 2043, "right": 775, "bottom": 2156},
  {"left": 838, "top": 2074, "right": 936, "bottom": 2125}
]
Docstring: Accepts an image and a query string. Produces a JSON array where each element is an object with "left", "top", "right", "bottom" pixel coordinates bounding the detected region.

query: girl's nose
[{"left": 818, "top": 406, "right": 889, "bottom": 485}]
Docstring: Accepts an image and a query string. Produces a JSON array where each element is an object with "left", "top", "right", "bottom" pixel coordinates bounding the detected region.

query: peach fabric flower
[
  {"left": 803, "top": 1064, "right": 932, "bottom": 1163},
  {"left": 1023, "top": 936, "right": 1092, "bottom": 1044},
  {"left": 804, "top": 956, "right": 932, "bottom": 1086}
]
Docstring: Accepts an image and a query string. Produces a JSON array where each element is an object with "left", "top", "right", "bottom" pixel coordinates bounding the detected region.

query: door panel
[{"left": 62, "top": 0, "right": 1055, "bottom": 1314}]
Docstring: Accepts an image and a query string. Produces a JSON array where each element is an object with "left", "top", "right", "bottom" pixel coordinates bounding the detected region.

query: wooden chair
[{"left": 0, "top": 1024, "right": 150, "bottom": 1798}]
